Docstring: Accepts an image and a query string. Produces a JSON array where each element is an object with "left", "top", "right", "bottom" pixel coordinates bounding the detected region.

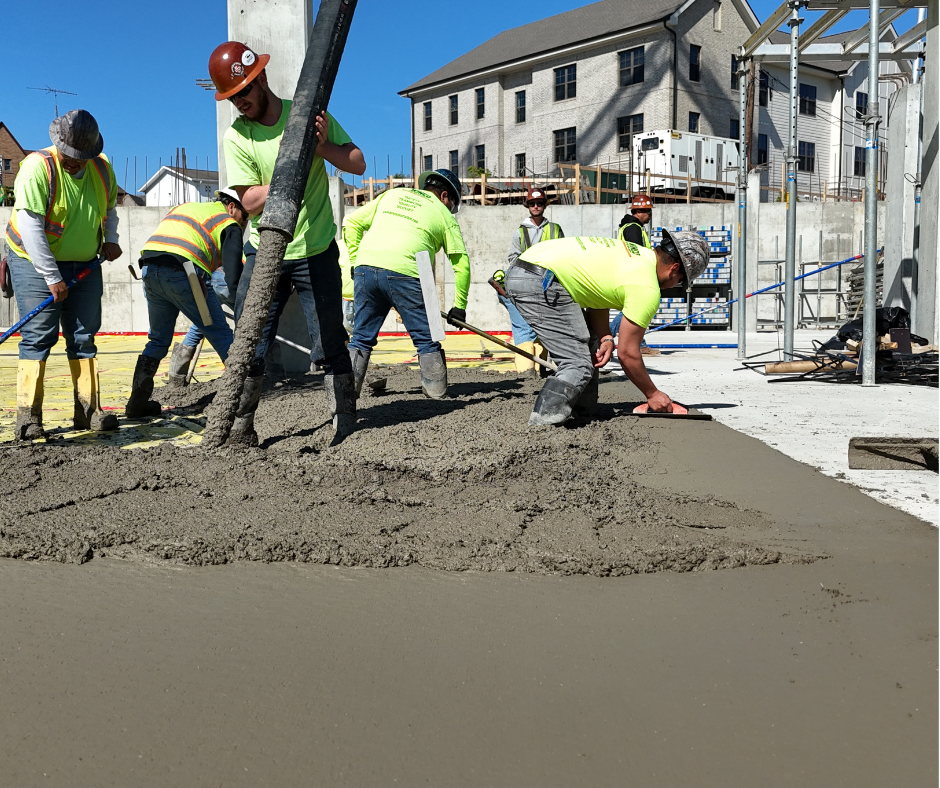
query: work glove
[{"left": 446, "top": 307, "right": 467, "bottom": 328}]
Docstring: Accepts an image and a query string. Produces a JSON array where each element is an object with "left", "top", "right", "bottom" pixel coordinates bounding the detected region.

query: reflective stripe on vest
[
  {"left": 5, "top": 147, "right": 111, "bottom": 260},
  {"left": 519, "top": 221, "right": 561, "bottom": 253},
  {"left": 618, "top": 219, "right": 651, "bottom": 249},
  {"left": 141, "top": 202, "right": 238, "bottom": 274}
]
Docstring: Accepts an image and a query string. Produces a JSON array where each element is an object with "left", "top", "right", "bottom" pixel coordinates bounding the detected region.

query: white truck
[{"left": 632, "top": 129, "right": 738, "bottom": 200}]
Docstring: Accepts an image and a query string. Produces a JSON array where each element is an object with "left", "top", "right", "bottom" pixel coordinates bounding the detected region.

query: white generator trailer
[{"left": 632, "top": 129, "right": 739, "bottom": 200}]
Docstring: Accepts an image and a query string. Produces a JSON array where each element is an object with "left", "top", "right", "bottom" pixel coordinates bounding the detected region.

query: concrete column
[
  {"left": 917, "top": 0, "right": 939, "bottom": 343},
  {"left": 745, "top": 171, "right": 762, "bottom": 332}
]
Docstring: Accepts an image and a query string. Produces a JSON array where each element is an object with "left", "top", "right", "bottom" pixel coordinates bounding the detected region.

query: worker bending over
[
  {"left": 505, "top": 231, "right": 708, "bottom": 426},
  {"left": 344, "top": 169, "right": 469, "bottom": 401},
  {"left": 209, "top": 41, "right": 366, "bottom": 445},
  {"left": 124, "top": 190, "right": 249, "bottom": 418},
  {"left": 6, "top": 109, "right": 122, "bottom": 440}
]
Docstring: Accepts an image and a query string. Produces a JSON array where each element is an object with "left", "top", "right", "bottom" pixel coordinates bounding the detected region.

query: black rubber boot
[
  {"left": 572, "top": 370, "right": 599, "bottom": 419},
  {"left": 349, "top": 347, "right": 371, "bottom": 397},
  {"left": 418, "top": 350, "right": 447, "bottom": 399},
  {"left": 167, "top": 343, "right": 197, "bottom": 387},
  {"left": 325, "top": 372, "right": 357, "bottom": 440},
  {"left": 227, "top": 375, "right": 264, "bottom": 448},
  {"left": 124, "top": 355, "right": 162, "bottom": 419},
  {"left": 528, "top": 377, "right": 579, "bottom": 427}
]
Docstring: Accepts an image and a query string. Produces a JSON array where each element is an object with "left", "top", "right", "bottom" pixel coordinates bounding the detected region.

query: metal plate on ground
[{"left": 416, "top": 251, "right": 445, "bottom": 343}]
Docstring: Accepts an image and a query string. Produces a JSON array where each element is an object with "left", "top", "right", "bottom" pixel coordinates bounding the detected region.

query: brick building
[
  {"left": 399, "top": 0, "right": 759, "bottom": 179},
  {"left": 0, "top": 122, "right": 30, "bottom": 206}
]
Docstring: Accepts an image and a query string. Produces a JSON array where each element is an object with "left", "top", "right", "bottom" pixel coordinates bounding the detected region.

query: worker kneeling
[
  {"left": 505, "top": 230, "right": 708, "bottom": 426},
  {"left": 344, "top": 169, "right": 470, "bottom": 401},
  {"left": 124, "top": 190, "right": 248, "bottom": 418}
]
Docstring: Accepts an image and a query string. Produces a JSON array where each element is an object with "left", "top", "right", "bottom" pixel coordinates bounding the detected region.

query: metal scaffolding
[{"left": 735, "top": 0, "right": 929, "bottom": 381}]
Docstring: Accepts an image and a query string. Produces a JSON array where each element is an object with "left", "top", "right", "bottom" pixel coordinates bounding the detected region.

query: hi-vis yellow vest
[
  {"left": 519, "top": 221, "right": 561, "bottom": 252},
  {"left": 5, "top": 147, "right": 112, "bottom": 260},
  {"left": 618, "top": 218, "right": 651, "bottom": 249},
  {"left": 142, "top": 202, "right": 238, "bottom": 274}
]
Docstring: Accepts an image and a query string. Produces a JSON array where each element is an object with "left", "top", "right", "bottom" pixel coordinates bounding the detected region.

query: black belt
[{"left": 511, "top": 260, "right": 550, "bottom": 277}]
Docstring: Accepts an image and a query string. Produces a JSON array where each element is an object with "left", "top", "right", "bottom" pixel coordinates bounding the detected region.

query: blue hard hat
[{"left": 418, "top": 168, "right": 462, "bottom": 213}]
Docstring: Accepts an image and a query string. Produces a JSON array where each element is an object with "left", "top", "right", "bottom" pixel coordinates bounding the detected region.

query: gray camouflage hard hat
[
  {"left": 49, "top": 109, "right": 104, "bottom": 160},
  {"left": 660, "top": 229, "right": 709, "bottom": 285}
]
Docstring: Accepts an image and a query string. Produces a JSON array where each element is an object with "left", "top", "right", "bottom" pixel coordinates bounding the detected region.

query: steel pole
[
  {"left": 861, "top": 0, "right": 880, "bottom": 385},
  {"left": 910, "top": 75, "right": 924, "bottom": 328},
  {"left": 783, "top": 0, "right": 802, "bottom": 358},
  {"left": 736, "top": 56, "right": 749, "bottom": 360}
]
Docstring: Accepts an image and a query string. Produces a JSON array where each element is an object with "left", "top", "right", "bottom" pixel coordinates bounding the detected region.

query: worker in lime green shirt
[
  {"left": 343, "top": 169, "right": 470, "bottom": 401},
  {"left": 208, "top": 40, "right": 366, "bottom": 445},
  {"left": 505, "top": 230, "right": 709, "bottom": 426}
]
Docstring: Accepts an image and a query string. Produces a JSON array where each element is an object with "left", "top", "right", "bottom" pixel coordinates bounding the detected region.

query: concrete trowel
[{"left": 631, "top": 402, "right": 712, "bottom": 421}]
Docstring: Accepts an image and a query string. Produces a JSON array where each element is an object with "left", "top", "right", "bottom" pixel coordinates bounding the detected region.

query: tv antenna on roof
[{"left": 28, "top": 85, "right": 78, "bottom": 117}]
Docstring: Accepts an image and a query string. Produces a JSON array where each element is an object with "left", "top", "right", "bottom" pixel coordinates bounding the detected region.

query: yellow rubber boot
[
  {"left": 514, "top": 341, "right": 537, "bottom": 376},
  {"left": 69, "top": 358, "right": 119, "bottom": 432},
  {"left": 16, "top": 360, "right": 45, "bottom": 440},
  {"left": 533, "top": 340, "right": 551, "bottom": 378}
]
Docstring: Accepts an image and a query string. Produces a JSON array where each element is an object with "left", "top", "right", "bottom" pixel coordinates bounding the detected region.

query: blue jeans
[
  {"left": 183, "top": 269, "right": 232, "bottom": 347},
  {"left": 235, "top": 240, "right": 350, "bottom": 376},
  {"left": 8, "top": 250, "right": 102, "bottom": 361},
  {"left": 348, "top": 265, "right": 438, "bottom": 356},
  {"left": 610, "top": 312, "right": 649, "bottom": 347},
  {"left": 498, "top": 293, "right": 537, "bottom": 344},
  {"left": 141, "top": 263, "right": 233, "bottom": 362}
]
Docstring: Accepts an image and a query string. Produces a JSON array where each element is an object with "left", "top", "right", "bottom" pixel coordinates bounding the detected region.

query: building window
[
  {"left": 2, "top": 159, "right": 10, "bottom": 172},
  {"left": 797, "top": 141, "right": 815, "bottom": 172},
  {"left": 757, "top": 133, "right": 768, "bottom": 165},
  {"left": 475, "top": 145, "right": 485, "bottom": 171},
  {"left": 617, "top": 114, "right": 644, "bottom": 152},
  {"left": 689, "top": 112, "right": 700, "bottom": 133},
  {"left": 516, "top": 91, "right": 526, "bottom": 123},
  {"left": 554, "top": 65, "right": 576, "bottom": 101},
  {"left": 731, "top": 55, "right": 739, "bottom": 90},
  {"left": 476, "top": 87, "right": 485, "bottom": 120},
  {"left": 423, "top": 102, "right": 432, "bottom": 131},
  {"left": 799, "top": 83, "right": 816, "bottom": 116},
  {"left": 449, "top": 95, "right": 458, "bottom": 125},
  {"left": 619, "top": 47, "right": 644, "bottom": 86},
  {"left": 449, "top": 150, "right": 458, "bottom": 172},
  {"left": 759, "top": 71, "right": 769, "bottom": 106},
  {"left": 853, "top": 146, "right": 866, "bottom": 177},
  {"left": 424, "top": 155, "right": 433, "bottom": 172},
  {"left": 689, "top": 45, "right": 701, "bottom": 82},
  {"left": 855, "top": 91, "right": 868, "bottom": 120},
  {"left": 515, "top": 153, "right": 526, "bottom": 177},
  {"left": 553, "top": 127, "right": 576, "bottom": 162},
  {"left": 730, "top": 118, "right": 739, "bottom": 139}
]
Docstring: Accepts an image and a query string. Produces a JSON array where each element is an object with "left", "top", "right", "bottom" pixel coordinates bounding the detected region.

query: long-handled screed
[
  {"left": 0, "top": 257, "right": 103, "bottom": 345},
  {"left": 441, "top": 311, "right": 557, "bottom": 372}
]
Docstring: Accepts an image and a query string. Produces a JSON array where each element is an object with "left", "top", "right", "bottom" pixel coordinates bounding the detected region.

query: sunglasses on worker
[
  {"left": 229, "top": 82, "right": 255, "bottom": 101},
  {"left": 528, "top": 200, "right": 546, "bottom": 207}
]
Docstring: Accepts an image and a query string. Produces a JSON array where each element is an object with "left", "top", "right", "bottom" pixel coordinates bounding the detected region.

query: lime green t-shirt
[
  {"left": 338, "top": 231, "right": 353, "bottom": 300},
  {"left": 342, "top": 188, "right": 471, "bottom": 309},
  {"left": 13, "top": 153, "right": 117, "bottom": 262},
  {"left": 519, "top": 236, "right": 661, "bottom": 329},
  {"left": 223, "top": 100, "right": 352, "bottom": 259}
]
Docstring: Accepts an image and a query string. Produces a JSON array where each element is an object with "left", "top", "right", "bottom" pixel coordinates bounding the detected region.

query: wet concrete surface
[{"left": 1, "top": 367, "right": 935, "bottom": 785}]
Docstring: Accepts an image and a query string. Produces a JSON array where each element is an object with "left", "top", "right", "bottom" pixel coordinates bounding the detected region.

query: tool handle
[{"left": 440, "top": 311, "right": 556, "bottom": 371}]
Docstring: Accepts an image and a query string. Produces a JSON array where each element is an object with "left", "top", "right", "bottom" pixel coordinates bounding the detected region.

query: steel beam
[
  {"left": 799, "top": 9, "right": 849, "bottom": 48},
  {"left": 840, "top": 7, "right": 906, "bottom": 53},
  {"left": 741, "top": 1, "right": 793, "bottom": 57},
  {"left": 894, "top": 16, "right": 929, "bottom": 50},
  {"left": 753, "top": 42, "right": 925, "bottom": 61}
]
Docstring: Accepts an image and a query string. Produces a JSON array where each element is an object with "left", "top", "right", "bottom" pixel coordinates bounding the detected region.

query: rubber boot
[
  {"left": 227, "top": 375, "right": 264, "bottom": 448},
  {"left": 16, "top": 359, "right": 45, "bottom": 441},
  {"left": 325, "top": 372, "right": 357, "bottom": 439},
  {"left": 533, "top": 340, "right": 551, "bottom": 378},
  {"left": 514, "top": 341, "right": 537, "bottom": 377},
  {"left": 418, "top": 350, "right": 448, "bottom": 399},
  {"left": 572, "top": 369, "right": 599, "bottom": 419},
  {"left": 124, "top": 355, "right": 162, "bottom": 419},
  {"left": 528, "top": 377, "right": 579, "bottom": 427},
  {"left": 70, "top": 358, "right": 119, "bottom": 431},
  {"left": 349, "top": 346, "right": 371, "bottom": 396},
  {"left": 167, "top": 342, "right": 197, "bottom": 387}
]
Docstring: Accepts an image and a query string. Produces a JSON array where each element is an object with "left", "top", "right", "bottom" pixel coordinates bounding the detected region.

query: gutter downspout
[
  {"left": 665, "top": 15, "right": 679, "bottom": 129},
  {"left": 838, "top": 75, "right": 845, "bottom": 196},
  {"left": 409, "top": 97, "right": 416, "bottom": 182}
]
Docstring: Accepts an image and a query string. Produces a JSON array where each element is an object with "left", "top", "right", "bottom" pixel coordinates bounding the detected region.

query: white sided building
[{"left": 139, "top": 167, "right": 220, "bottom": 208}]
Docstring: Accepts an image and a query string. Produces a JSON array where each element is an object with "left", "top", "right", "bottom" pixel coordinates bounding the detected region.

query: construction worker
[
  {"left": 613, "top": 194, "right": 659, "bottom": 356},
  {"left": 124, "top": 190, "right": 250, "bottom": 418},
  {"left": 504, "top": 231, "right": 709, "bottom": 426},
  {"left": 5, "top": 109, "right": 122, "bottom": 440},
  {"left": 208, "top": 41, "right": 366, "bottom": 445},
  {"left": 344, "top": 169, "right": 469, "bottom": 401},
  {"left": 496, "top": 185, "right": 562, "bottom": 376}
]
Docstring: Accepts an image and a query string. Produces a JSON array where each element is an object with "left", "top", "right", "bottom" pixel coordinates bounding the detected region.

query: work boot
[
  {"left": 227, "top": 375, "right": 264, "bottom": 448},
  {"left": 640, "top": 344, "right": 661, "bottom": 357},
  {"left": 70, "top": 358, "right": 119, "bottom": 431},
  {"left": 167, "top": 342, "right": 197, "bottom": 386},
  {"left": 533, "top": 340, "right": 551, "bottom": 378},
  {"left": 572, "top": 370, "right": 599, "bottom": 419},
  {"left": 349, "top": 346, "right": 371, "bottom": 396},
  {"left": 124, "top": 355, "right": 162, "bottom": 420},
  {"left": 514, "top": 341, "right": 537, "bottom": 377},
  {"left": 325, "top": 372, "right": 357, "bottom": 439},
  {"left": 528, "top": 377, "right": 579, "bottom": 427},
  {"left": 418, "top": 350, "right": 448, "bottom": 399},
  {"left": 16, "top": 359, "right": 45, "bottom": 441}
]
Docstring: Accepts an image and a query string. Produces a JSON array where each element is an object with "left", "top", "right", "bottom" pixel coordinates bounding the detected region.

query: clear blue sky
[{"left": 3, "top": 1, "right": 921, "bottom": 192}]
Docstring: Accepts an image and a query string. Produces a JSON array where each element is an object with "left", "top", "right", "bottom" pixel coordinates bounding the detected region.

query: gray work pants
[{"left": 505, "top": 265, "right": 595, "bottom": 394}]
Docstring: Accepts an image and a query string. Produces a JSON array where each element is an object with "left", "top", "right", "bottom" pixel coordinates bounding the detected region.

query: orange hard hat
[
  {"left": 631, "top": 194, "right": 653, "bottom": 211},
  {"left": 209, "top": 41, "right": 270, "bottom": 101}
]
